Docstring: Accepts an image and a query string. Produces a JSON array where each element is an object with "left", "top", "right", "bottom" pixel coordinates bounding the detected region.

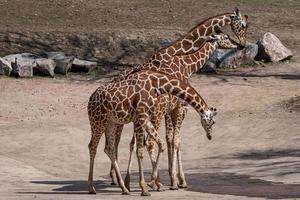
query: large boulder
[
  {"left": 0, "top": 58, "right": 12, "bottom": 76},
  {"left": 46, "top": 52, "right": 74, "bottom": 75},
  {"left": 3, "top": 53, "right": 36, "bottom": 77},
  {"left": 71, "top": 58, "right": 97, "bottom": 73},
  {"left": 202, "top": 43, "right": 258, "bottom": 71},
  {"left": 257, "top": 32, "right": 293, "bottom": 62},
  {"left": 34, "top": 58, "right": 56, "bottom": 77}
]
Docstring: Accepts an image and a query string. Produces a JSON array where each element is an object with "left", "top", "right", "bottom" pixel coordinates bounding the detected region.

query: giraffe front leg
[
  {"left": 165, "top": 114, "right": 175, "bottom": 188},
  {"left": 135, "top": 125, "right": 150, "bottom": 196},
  {"left": 175, "top": 105, "right": 188, "bottom": 188},
  {"left": 124, "top": 135, "right": 136, "bottom": 191},
  {"left": 145, "top": 121, "right": 166, "bottom": 192},
  {"left": 146, "top": 135, "right": 158, "bottom": 190}
]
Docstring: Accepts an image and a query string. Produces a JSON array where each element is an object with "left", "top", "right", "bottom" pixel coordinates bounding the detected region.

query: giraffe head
[
  {"left": 229, "top": 8, "right": 248, "bottom": 47},
  {"left": 208, "top": 33, "right": 239, "bottom": 49},
  {"left": 200, "top": 107, "right": 217, "bottom": 140}
]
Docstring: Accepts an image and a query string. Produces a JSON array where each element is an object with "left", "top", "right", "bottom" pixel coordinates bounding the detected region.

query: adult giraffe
[
  {"left": 123, "top": 33, "right": 241, "bottom": 191},
  {"left": 87, "top": 70, "right": 217, "bottom": 196},
  {"left": 109, "top": 8, "right": 248, "bottom": 189}
]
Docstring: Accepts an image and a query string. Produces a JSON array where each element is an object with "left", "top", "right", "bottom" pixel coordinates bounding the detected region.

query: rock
[
  {"left": 10, "top": 58, "right": 34, "bottom": 78},
  {"left": 0, "top": 58, "right": 12, "bottom": 76},
  {"left": 3, "top": 53, "right": 37, "bottom": 77},
  {"left": 46, "top": 52, "right": 74, "bottom": 75},
  {"left": 34, "top": 58, "right": 56, "bottom": 77},
  {"left": 71, "top": 58, "right": 97, "bottom": 73},
  {"left": 200, "top": 61, "right": 217, "bottom": 73},
  {"left": 257, "top": 32, "right": 293, "bottom": 62},
  {"left": 204, "top": 43, "right": 258, "bottom": 69}
]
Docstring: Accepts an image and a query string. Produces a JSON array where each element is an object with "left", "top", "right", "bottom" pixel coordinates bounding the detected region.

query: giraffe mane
[{"left": 157, "top": 12, "right": 233, "bottom": 52}]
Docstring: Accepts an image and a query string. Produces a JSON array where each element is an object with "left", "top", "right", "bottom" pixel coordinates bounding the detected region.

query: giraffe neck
[
  {"left": 150, "top": 13, "right": 232, "bottom": 63},
  {"left": 149, "top": 71, "right": 208, "bottom": 115},
  {"left": 182, "top": 41, "right": 217, "bottom": 77}
]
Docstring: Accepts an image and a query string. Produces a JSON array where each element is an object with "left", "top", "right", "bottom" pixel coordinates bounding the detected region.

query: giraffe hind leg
[
  {"left": 109, "top": 124, "right": 124, "bottom": 186},
  {"left": 87, "top": 120, "right": 107, "bottom": 194},
  {"left": 104, "top": 123, "right": 129, "bottom": 195}
]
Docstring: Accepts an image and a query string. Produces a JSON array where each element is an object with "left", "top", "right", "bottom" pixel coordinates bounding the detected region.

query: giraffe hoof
[
  {"left": 141, "top": 191, "right": 151, "bottom": 196},
  {"left": 88, "top": 187, "right": 97, "bottom": 194},
  {"left": 147, "top": 181, "right": 157, "bottom": 190},
  {"left": 110, "top": 182, "right": 117, "bottom": 186},
  {"left": 170, "top": 186, "right": 179, "bottom": 190},
  {"left": 122, "top": 191, "right": 130, "bottom": 195},
  {"left": 178, "top": 184, "right": 187, "bottom": 189},
  {"left": 157, "top": 186, "right": 165, "bottom": 192}
]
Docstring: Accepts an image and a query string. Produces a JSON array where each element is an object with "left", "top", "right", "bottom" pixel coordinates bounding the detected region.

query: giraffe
[
  {"left": 87, "top": 70, "right": 217, "bottom": 196},
  {"left": 121, "top": 33, "right": 239, "bottom": 190},
  {"left": 108, "top": 8, "right": 248, "bottom": 187}
]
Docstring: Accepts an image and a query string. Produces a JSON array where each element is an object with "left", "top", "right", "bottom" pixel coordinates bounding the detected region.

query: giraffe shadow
[
  {"left": 123, "top": 169, "right": 300, "bottom": 199},
  {"left": 17, "top": 179, "right": 138, "bottom": 195}
]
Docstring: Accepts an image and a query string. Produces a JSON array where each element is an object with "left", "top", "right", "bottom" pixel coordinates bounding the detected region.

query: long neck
[
  {"left": 151, "top": 72, "right": 208, "bottom": 115},
  {"left": 180, "top": 41, "right": 217, "bottom": 77},
  {"left": 151, "top": 13, "right": 232, "bottom": 62}
]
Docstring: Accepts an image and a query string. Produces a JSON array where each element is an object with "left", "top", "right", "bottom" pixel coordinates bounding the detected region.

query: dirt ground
[{"left": 0, "top": 0, "right": 300, "bottom": 200}]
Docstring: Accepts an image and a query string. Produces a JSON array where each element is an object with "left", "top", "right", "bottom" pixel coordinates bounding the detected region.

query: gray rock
[
  {"left": 34, "top": 58, "right": 56, "bottom": 77},
  {"left": 204, "top": 43, "right": 258, "bottom": 69},
  {"left": 257, "top": 32, "right": 293, "bottom": 62},
  {"left": 200, "top": 61, "right": 217, "bottom": 73},
  {"left": 71, "top": 58, "right": 97, "bottom": 73},
  {"left": 10, "top": 58, "right": 34, "bottom": 78},
  {"left": 3, "top": 53, "right": 37, "bottom": 77},
  {"left": 0, "top": 58, "right": 12, "bottom": 76},
  {"left": 46, "top": 52, "right": 74, "bottom": 75}
]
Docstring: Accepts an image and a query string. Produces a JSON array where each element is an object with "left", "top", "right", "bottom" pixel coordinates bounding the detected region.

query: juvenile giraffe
[
  {"left": 87, "top": 70, "right": 217, "bottom": 196},
  {"left": 122, "top": 33, "right": 239, "bottom": 190},
  {"left": 109, "top": 8, "right": 248, "bottom": 187}
]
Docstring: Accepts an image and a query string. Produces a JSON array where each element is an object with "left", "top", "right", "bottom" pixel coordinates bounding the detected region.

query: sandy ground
[
  {"left": 1, "top": 62, "right": 300, "bottom": 200},
  {"left": 1, "top": 0, "right": 300, "bottom": 199}
]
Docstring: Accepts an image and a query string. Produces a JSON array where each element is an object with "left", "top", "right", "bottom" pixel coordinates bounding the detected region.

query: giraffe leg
[
  {"left": 124, "top": 135, "right": 136, "bottom": 191},
  {"left": 135, "top": 122, "right": 150, "bottom": 196},
  {"left": 175, "top": 105, "right": 188, "bottom": 189},
  {"left": 165, "top": 114, "right": 177, "bottom": 190},
  {"left": 170, "top": 104, "right": 188, "bottom": 190},
  {"left": 104, "top": 123, "right": 129, "bottom": 195},
  {"left": 145, "top": 120, "right": 166, "bottom": 192},
  {"left": 110, "top": 124, "right": 124, "bottom": 186},
  {"left": 87, "top": 121, "right": 107, "bottom": 194},
  {"left": 146, "top": 135, "right": 158, "bottom": 190}
]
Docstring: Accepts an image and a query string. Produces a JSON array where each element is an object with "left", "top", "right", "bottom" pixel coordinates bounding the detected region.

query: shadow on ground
[
  {"left": 18, "top": 179, "right": 134, "bottom": 195},
  {"left": 186, "top": 172, "right": 300, "bottom": 199},
  {"left": 24, "top": 169, "right": 300, "bottom": 199}
]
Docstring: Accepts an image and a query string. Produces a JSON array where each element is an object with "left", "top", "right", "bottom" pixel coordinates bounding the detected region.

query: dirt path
[{"left": 1, "top": 62, "right": 299, "bottom": 199}]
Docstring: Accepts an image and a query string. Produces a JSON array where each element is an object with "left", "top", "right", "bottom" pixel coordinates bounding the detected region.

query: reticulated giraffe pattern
[
  {"left": 108, "top": 8, "right": 248, "bottom": 189},
  {"left": 87, "top": 70, "right": 217, "bottom": 196}
]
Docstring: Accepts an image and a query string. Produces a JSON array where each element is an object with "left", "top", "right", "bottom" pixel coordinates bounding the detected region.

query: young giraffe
[
  {"left": 109, "top": 8, "right": 248, "bottom": 187},
  {"left": 123, "top": 33, "right": 240, "bottom": 190},
  {"left": 87, "top": 70, "right": 217, "bottom": 196}
]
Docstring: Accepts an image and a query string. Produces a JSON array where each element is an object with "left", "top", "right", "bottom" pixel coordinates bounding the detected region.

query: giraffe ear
[{"left": 234, "top": 8, "right": 242, "bottom": 19}]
